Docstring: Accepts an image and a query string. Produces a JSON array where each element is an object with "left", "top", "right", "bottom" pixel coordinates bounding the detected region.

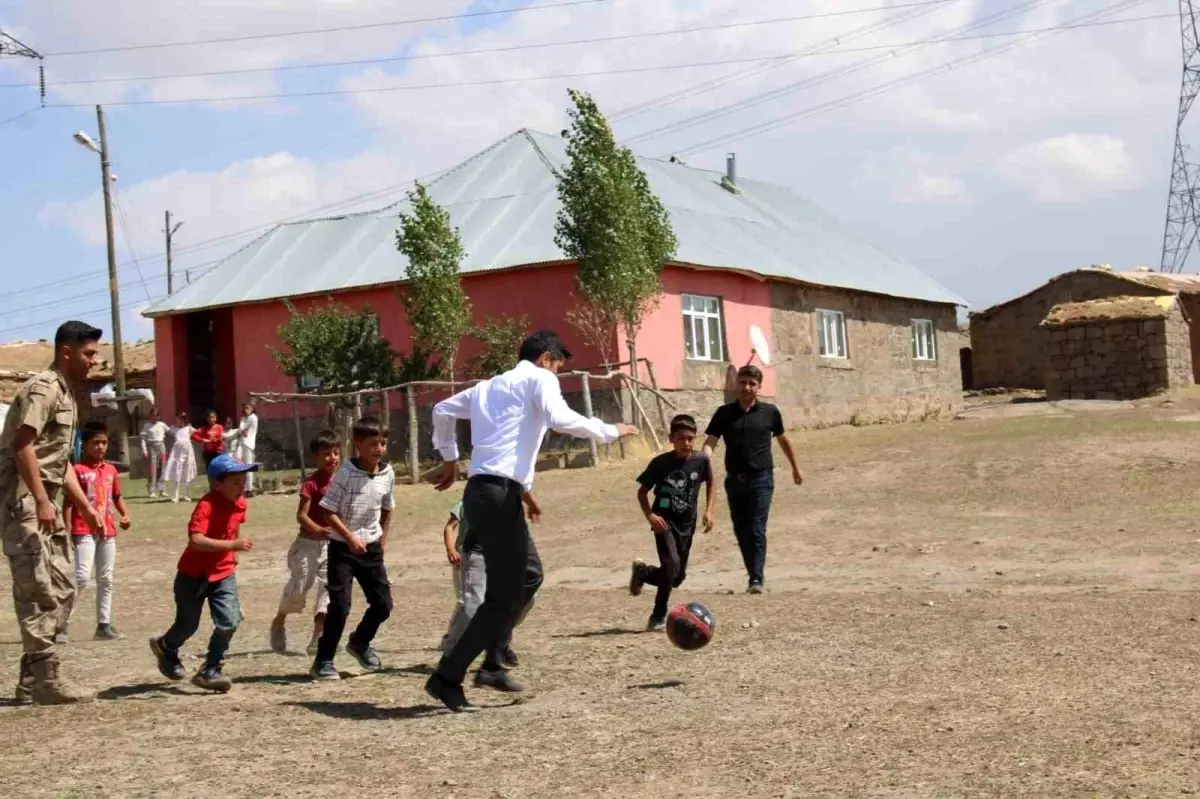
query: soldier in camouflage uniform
[{"left": 2, "top": 321, "right": 104, "bottom": 705}]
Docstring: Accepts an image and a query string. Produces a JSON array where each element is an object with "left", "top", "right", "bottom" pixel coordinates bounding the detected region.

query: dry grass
[{"left": 3, "top": 400, "right": 1200, "bottom": 797}]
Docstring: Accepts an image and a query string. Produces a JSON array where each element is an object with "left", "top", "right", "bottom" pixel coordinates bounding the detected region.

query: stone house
[
  {"left": 143, "top": 129, "right": 966, "bottom": 462},
  {"left": 1041, "top": 296, "right": 1192, "bottom": 400},
  {"left": 969, "top": 266, "right": 1200, "bottom": 390}
]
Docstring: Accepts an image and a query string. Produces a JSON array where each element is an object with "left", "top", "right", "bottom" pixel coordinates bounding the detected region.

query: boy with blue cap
[{"left": 149, "top": 453, "right": 258, "bottom": 693}]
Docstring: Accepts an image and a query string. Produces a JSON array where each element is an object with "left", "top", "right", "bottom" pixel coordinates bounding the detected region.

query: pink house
[{"left": 145, "top": 130, "right": 966, "bottom": 453}]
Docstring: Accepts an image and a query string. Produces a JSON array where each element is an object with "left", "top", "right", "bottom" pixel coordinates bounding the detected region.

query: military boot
[
  {"left": 30, "top": 655, "right": 94, "bottom": 705},
  {"left": 14, "top": 655, "right": 33, "bottom": 704}
]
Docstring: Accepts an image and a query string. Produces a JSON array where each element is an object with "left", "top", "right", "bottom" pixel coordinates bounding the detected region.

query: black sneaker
[
  {"left": 474, "top": 666, "right": 525, "bottom": 693},
  {"left": 346, "top": 637, "right": 382, "bottom": 672},
  {"left": 310, "top": 660, "right": 340, "bottom": 681},
  {"left": 192, "top": 664, "right": 232, "bottom": 693},
  {"left": 425, "top": 673, "right": 472, "bottom": 713},
  {"left": 646, "top": 616, "right": 666, "bottom": 633},
  {"left": 149, "top": 637, "right": 186, "bottom": 681},
  {"left": 500, "top": 646, "right": 520, "bottom": 668},
  {"left": 94, "top": 623, "right": 122, "bottom": 641},
  {"left": 629, "top": 559, "right": 647, "bottom": 596}
]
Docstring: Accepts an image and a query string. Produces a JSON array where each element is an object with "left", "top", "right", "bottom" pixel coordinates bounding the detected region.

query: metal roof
[{"left": 144, "top": 129, "right": 966, "bottom": 318}]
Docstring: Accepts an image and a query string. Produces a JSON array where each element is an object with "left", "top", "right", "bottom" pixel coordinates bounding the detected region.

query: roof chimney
[{"left": 721, "top": 152, "right": 739, "bottom": 194}]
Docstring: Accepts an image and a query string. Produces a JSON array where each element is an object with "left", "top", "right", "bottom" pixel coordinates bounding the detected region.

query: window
[
  {"left": 817, "top": 309, "right": 848, "bottom": 359},
  {"left": 297, "top": 374, "right": 323, "bottom": 391},
  {"left": 682, "top": 294, "right": 726, "bottom": 361},
  {"left": 911, "top": 319, "right": 937, "bottom": 361}
]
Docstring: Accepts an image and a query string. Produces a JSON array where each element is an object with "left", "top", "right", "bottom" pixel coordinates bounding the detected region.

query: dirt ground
[{"left": 3, "top": 399, "right": 1200, "bottom": 798}]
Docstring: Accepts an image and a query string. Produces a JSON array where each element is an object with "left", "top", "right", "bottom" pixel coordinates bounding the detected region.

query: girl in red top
[
  {"left": 65, "top": 421, "right": 130, "bottom": 642},
  {"left": 191, "top": 410, "right": 225, "bottom": 468}
]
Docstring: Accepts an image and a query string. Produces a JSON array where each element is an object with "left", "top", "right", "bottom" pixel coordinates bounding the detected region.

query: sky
[{"left": 0, "top": 0, "right": 1184, "bottom": 344}]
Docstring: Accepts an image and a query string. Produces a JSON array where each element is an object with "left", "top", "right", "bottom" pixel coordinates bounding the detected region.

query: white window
[
  {"left": 297, "top": 374, "right": 323, "bottom": 391},
  {"left": 912, "top": 319, "right": 937, "bottom": 361},
  {"left": 682, "top": 294, "right": 726, "bottom": 361},
  {"left": 817, "top": 309, "right": 848, "bottom": 359}
]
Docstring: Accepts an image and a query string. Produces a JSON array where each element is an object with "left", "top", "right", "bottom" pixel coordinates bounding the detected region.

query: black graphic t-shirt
[{"left": 636, "top": 452, "right": 712, "bottom": 534}]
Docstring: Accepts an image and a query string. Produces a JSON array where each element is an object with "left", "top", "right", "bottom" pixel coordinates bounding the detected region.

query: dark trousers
[
  {"left": 162, "top": 572, "right": 242, "bottom": 669},
  {"left": 725, "top": 471, "right": 774, "bottom": 585},
  {"left": 316, "top": 540, "right": 392, "bottom": 662},
  {"left": 642, "top": 525, "right": 694, "bottom": 620},
  {"left": 202, "top": 451, "right": 218, "bottom": 468},
  {"left": 437, "top": 475, "right": 543, "bottom": 684}
]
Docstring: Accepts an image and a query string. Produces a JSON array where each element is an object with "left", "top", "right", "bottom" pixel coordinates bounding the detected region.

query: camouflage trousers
[{"left": 1, "top": 493, "right": 74, "bottom": 659}]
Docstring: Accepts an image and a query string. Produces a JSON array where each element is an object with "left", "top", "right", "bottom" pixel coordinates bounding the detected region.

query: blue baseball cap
[{"left": 207, "top": 453, "right": 261, "bottom": 482}]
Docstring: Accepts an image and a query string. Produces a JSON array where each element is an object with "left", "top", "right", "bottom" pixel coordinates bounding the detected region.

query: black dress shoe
[
  {"left": 474, "top": 667, "right": 525, "bottom": 693},
  {"left": 425, "top": 673, "right": 472, "bottom": 712}
]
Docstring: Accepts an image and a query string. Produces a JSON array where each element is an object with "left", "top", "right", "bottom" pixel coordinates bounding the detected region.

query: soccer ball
[{"left": 665, "top": 602, "right": 716, "bottom": 650}]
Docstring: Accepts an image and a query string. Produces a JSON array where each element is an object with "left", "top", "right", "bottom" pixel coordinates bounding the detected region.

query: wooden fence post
[
  {"left": 292, "top": 400, "right": 306, "bottom": 481},
  {"left": 406, "top": 384, "right": 419, "bottom": 486},
  {"left": 580, "top": 373, "right": 599, "bottom": 468},
  {"left": 644, "top": 360, "right": 670, "bottom": 436},
  {"left": 625, "top": 376, "right": 662, "bottom": 451}
]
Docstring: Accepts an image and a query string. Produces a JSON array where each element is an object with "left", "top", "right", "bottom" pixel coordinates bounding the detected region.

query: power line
[
  {"left": 669, "top": 0, "right": 1159, "bottom": 157},
  {"left": 0, "top": 105, "right": 40, "bottom": 126},
  {"left": 41, "top": 0, "right": 614, "bottom": 57},
  {"left": 1, "top": 0, "right": 953, "bottom": 89},
  {"left": 112, "top": 189, "right": 154, "bottom": 302}
]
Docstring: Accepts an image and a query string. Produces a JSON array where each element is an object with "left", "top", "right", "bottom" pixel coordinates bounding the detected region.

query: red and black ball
[{"left": 665, "top": 602, "right": 716, "bottom": 650}]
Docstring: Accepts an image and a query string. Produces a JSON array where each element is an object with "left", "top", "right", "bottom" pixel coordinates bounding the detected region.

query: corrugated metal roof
[{"left": 144, "top": 129, "right": 966, "bottom": 317}]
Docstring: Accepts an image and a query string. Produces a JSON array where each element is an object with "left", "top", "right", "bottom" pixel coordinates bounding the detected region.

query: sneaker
[
  {"left": 346, "top": 637, "right": 382, "bottom": 672},
  {"left": 192, "top": 664, "right": 232, "bottom": 693},
  {"left": 646, "top": 616, "right": 666, "bottom": 632},
  {"left": 269, "top": 626, "right": 287, "bottom": 654},
  {"left": 149, "top": 636, "right": 186, "bottom": 681},
  {"left": 747, "top": 582, "right": 764, "bottom": 595},
  {"left": 474, "top": 666, "right": 525, "bottom": 693},
  {"left": 425, "top": 673, "right": 471, "bottom": 712},
  {"left": 310, "top": 660, "right": 340, "bottom": 681},
  {"left": 500, "top": 646, "right": 520, "bottom": 668},
  {"left": 629, "top": 559, "right": 647, "bottom": 596},
  {"left": 93, "top": 623, "right": 122, "bottom": 641}
]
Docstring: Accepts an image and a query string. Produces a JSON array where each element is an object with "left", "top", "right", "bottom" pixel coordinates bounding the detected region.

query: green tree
[
  {"left": 270, "top": 300, "right": 399, "bottom": 394},
  {"left": 396, "top": 181, "right": 472, "bottom": 380},
  {"left": 468, "top": 315, "right": 530, "bottom": 378},
  {"left": 554, "top": 88, "right": 677, "bottom": 382}
]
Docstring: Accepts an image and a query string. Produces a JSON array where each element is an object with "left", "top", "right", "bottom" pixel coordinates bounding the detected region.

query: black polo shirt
[{"left": 704, "top": 401, "right": 785, "bottom": 475}]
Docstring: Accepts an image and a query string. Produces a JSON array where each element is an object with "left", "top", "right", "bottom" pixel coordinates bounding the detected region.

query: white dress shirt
[
  {"left": 238, "top": 412, "right": 258, "bottom": 452},
  {"left": 432, "top": 359, "right": 620, "bottom": 491}
]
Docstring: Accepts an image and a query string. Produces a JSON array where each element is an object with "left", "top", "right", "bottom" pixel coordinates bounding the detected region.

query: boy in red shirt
[
  {"left": 149, "top": 453, "right": 258, "bottom": 693},
  {"left": 64, "top": 421, "right": 130, "bottom": 642},
  {"left": 269, "top": 430, "right": 340, "bottom": 655}
]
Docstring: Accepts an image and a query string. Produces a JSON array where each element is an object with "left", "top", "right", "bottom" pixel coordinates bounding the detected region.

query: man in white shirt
[
  {"left": 235, "top": 404, "right": 258, "bottom": 496},
  {"left": 425, "top": 330, "right": 637, "bottom": 712}
]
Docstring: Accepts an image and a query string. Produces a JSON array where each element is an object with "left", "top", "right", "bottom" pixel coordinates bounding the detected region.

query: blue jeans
[
  {"left": 725, "top": 471, "right": 774, "bottom": 585},
  {"left": 162, "top": 572, "right": 242, "bottom": 668}
]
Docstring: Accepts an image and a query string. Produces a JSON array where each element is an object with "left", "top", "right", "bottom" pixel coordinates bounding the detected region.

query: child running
[
  {"left": 141, "top": 408, "right": 169, "bottom": 499},
  {"left": 163, "top": 410, "right": 198, "bottom": 502},
  {"left": 270, "top": 430, "right": 340, "bottom": 656},
  {"left": 149, "top": 453, "right": 258, "bottom": 693},
  {"left": 310, "top": 416, "right": 395, "bottom": 680},
  {"left": 629, "top": 414, "right": 715, "bottom": 631},
  {"left": 439, "top": 490, "right": 541, "bottom": 666},
  {"left": 64, "top": 421, "right": 130, "bottom": 642}
]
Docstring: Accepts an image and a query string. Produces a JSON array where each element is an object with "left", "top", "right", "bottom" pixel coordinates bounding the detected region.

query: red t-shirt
[
  {"left": 71, "top": 461, "right": 120, "bottom": 538},
  {"left": 177, "top": 491, "right": 248, "bottom": 582},
  {"left": 300, "top": 470, "right": 333, "bottom": 531},
  {"left": 191, "top": 424, "right": 225, "bottom": 454}
]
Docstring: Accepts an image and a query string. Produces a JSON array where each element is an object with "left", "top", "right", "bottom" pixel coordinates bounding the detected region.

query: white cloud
[
  {"left": 858, "top": 146, "right": 970, "bottom": 205},
  {"left": 997, "top": 133, "right": 1140, "bottom": 203}
]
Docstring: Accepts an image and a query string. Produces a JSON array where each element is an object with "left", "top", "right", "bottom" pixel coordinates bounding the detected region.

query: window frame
[
  {"left": 816, "top": 309, "right": 848, "bottom": 360},
  {"left": 681, "top": 293, "right": 727, "bottom": 362},
  {"left": 911, "top": 318, "right": 937, "bottom": 361}
]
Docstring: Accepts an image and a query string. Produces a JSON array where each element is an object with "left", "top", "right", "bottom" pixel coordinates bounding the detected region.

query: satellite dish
[{"left": 748, "top": 325, "right": 771, "bottom": 366}]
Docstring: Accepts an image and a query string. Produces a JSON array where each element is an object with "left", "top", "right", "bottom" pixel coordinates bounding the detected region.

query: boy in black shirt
[{"left": 629, "top": 414, "right": 715, "bottom": 631}]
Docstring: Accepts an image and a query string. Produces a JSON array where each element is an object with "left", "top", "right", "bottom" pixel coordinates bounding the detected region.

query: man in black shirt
[{"left": 703, "top": 365, "right": 802, "bottom": 593}]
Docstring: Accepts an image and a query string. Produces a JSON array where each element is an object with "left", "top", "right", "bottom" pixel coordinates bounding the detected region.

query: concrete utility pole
[
  {"left": 165, "top": 210, "right": 183, "bottom": 294},
  {"left": 96, "top": 105, "right": 130, "bottom": 465}
]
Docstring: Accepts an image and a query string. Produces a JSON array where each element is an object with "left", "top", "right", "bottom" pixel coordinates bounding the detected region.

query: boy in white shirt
[
  {"left": 309, "top": 416, "right": 394, "bottom": 680},
  {"left": 141, "top": 408, "right": 170, "bottom": 498}
]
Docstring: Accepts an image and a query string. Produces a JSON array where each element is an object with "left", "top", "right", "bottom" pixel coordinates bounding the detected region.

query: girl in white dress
[{"left": 163, "top": 410, "right": 198, "bottom": 502}]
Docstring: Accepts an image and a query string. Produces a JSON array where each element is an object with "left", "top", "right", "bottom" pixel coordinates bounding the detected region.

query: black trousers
[
  {"left": 642, "top": 525, "right": 694, "bottom": 620},
  {"left": 725, "top": 470, "right": 774, "bottom": 585},
  {"left": 437, "top": 474, "right": 543, "bottom": 683},
  {"left": 315, "top": 540, "right": 393, "bottom": 662}
]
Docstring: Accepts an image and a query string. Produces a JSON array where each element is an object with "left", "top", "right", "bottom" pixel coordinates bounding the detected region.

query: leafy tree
[
  {"left": 396, "top": 181, "right": 472, "bottom": 380},
  {"left": 468, "top": 315, "right": 530, "bottom": 378},
  {"left": 554, "top": 88, "right": 677, "bottom": 383},
  {"left": 270, "top": 300, "right": 398, "bottom": 395}
]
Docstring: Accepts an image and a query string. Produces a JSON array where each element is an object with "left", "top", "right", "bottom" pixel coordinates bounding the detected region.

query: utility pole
[
  {"left": 165, "top": 210, "right": 183, "bottom": 294},
  {"left": 96, "top": 105, "right": 130, "bottom": 465},
  {"left": 1162, "top": 1, "right": 1200, "bottom": 273}
]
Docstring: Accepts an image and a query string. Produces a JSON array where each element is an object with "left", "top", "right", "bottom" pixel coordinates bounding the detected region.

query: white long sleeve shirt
[
  {"left": 238, "top": 413, "right": 258, "bottom": 452},
  {"left": 432, "top": 359, "right": 620, "bottom": 491}
]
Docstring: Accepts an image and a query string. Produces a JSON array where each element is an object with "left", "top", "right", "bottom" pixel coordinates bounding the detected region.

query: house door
[{"left": 186, "top": 312, "right": 217, "bottom": 419}]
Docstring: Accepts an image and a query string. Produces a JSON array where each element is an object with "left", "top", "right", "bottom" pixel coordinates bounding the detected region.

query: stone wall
[
  {"left": 769, "top": 283, "right": 962, "bottom": 428},
  {"left": 970, "top": 271, "right": 1165, "bottom": 390},
  {"left": 1043, "top": 307, "right": 1193, "bottom": 400}
]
